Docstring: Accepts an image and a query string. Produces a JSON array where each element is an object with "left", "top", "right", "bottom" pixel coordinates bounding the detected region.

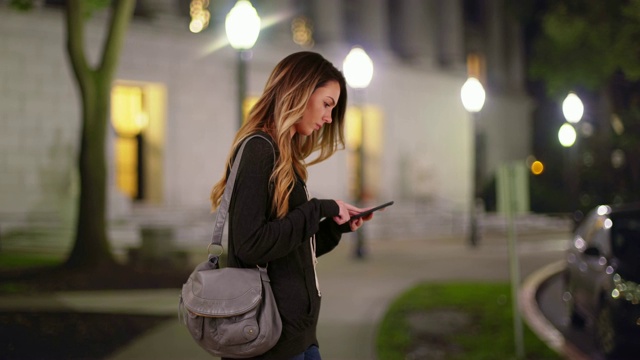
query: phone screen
[{"left": 351, "top": 201, "right": 394, "bottom": 219}]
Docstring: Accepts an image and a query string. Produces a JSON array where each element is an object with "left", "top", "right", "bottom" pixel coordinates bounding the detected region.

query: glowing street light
[
  {"left": 460, "top": 77, "right": 486, "bottom": 247},
  {"left": 558, "top": 123, "right": 577, "bottom": 147},
  {"left": 562, "top": 92, "right": 584, "bottom": 124},
  {"left": 560, "top": 92, "right": 584, "bottom": 212},
  {"left": 559, "top": 121, "right": 578, "bottom": 211},
  {"left": 343, "top": 47, "right": 374, "bottom": 259},
  {"left": 343, "top": 47, "right": 374, "bottom": 89},
  {"left": 225, "top": 0, "right": 261, "bottom": 128},
  {"left": 461, "top": 77, "right": 486, "bottom": 113},
  {"left": 226, "top": 0, "right": 260, "bottom": 50}
]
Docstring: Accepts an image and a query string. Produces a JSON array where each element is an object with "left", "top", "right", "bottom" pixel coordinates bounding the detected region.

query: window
[
  {"left": 110, "top": 83, "right": 166, "bottom": 203},
  {"left": 345, "top": 104, "right": 384, "bottom": 201}
]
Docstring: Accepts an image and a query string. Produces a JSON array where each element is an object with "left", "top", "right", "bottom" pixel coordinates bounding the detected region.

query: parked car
[
  {"left": 563, "top": 204, "right": 640, "bottom": 358},
  {"left": 563, "top": 203, "right": 640, "bottom": 358}
]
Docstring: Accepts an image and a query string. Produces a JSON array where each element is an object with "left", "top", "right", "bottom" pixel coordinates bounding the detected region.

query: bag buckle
[{"left": 207, "top": 244, "right": 224, "bottom": 257}]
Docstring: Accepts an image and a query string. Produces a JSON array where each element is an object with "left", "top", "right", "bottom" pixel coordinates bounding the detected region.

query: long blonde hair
[{"left": 210, "top": 52, "right": 348, "bottom": 218}]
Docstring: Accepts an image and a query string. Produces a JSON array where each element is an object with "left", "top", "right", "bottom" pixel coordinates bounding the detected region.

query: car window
[
  {"left": 583, "top": 216, "right": 604, "bottom": 245},
  {"left": 611, "top": 217, "right": 640, "bottom": 263},
  {"left": 590, "top": 226, "right": 610, "bottom": 256},
  {"left": 575, "top": 211, "right": 596, "bottom": 239}
]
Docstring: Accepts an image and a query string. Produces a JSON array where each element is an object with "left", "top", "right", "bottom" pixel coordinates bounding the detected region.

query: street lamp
[
  {"left": 562, "top": 92, "right": 584, "bottom": 124},
  {"left": 558, "top": 123, "right": 577, "bottom": 148},
  {"left": 225, "top": 0, "right": 261, "bottom": 129},
  {"left": 560, "top": 92, "right": 583, "bottom": 212},
  {"left": 460, "top": 77, "right": 486, "bottom": 247},
  {"left": 343, "top": 48, "right": 374, "bottom": 89},
  {"left": 343, "top": 47, "right": 374, "bottom": 259},
  {"left": 461, "top": 77, "right": 486, "bottom": 113}
]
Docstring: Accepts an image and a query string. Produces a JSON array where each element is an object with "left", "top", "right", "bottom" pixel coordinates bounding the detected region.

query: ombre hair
[{"left": 210, "top": 51, "right": 348, "bottom": 218}]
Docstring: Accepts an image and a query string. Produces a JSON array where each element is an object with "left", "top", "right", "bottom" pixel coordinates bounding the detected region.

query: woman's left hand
[
  {"left": 348, "top": 216, "right": 364, "bottom": 231},
  {"left": 346, "top": 204, "right": 374, "bottom": 232}
]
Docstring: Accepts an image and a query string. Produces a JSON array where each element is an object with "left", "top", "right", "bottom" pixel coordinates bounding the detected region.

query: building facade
[{"left": 0, "top": 0, "right": 531, "bottom": 246}]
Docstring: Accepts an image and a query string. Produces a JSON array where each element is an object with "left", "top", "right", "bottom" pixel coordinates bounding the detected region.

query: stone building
[{"left": 0, "top": 0, "right": 531, "bottom": 249}]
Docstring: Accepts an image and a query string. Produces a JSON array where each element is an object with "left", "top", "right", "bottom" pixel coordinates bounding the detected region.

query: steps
[{"left": 1, "top": 202, "right": 573, "bottom": 256}]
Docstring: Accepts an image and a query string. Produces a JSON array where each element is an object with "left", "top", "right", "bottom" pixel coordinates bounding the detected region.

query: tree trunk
[
  {"left": 66, "top": 72, "right": 115, "bottom": 268},
  {"left": 63, "top": 0, "right": 136, "bottom": 269}
]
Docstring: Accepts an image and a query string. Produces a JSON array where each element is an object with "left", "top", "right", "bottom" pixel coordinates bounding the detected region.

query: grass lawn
[
  {"left": 376, "top": 282, "right": 561, "bottom": 360},
  {"left": 0, "top": 253, "right": 63, "bottom": 270}
]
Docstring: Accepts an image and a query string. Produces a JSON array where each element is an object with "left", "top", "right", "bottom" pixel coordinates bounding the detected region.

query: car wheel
[
  {"left": 563, "top": 270, "right": 584, "bottom": 328},
  {"left": 595, "top": 301, "right": 621, "bottom": 358}
]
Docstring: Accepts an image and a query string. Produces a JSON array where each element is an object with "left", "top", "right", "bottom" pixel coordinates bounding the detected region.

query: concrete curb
[
  {"left": 0, "top": 289, "right": 180, "bottom": 315},
  {"left": 519, "top": 260, "right": 588, "bottom": 360}
]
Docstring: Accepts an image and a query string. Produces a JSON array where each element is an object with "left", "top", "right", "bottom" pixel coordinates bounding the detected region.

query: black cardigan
[{"left": 225, "top": 132, "right": 349, "bottom": 359}]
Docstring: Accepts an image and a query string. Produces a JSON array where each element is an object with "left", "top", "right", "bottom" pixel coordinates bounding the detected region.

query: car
[{"left": 563, "top": 203, "right": 640, "bottom": 358}]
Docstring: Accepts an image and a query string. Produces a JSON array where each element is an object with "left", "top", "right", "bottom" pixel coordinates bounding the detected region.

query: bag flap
[{"left": 182, "top": 267, "right": 262, "bottom": 317}]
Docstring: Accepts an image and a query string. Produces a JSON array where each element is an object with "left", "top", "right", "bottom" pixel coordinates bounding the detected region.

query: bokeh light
[
  {"left": 558, "top": 123, "right": 576, "bottom": 147},
  {"left": 291, "top": 16, "right": 314, "bottom": 47},
  {"left": 530, "top": 160, "right": 544, "bottom": 175},
  {"left": 343, "top": 47, "right": 374, "bottom": 89},
  {"left": 460, "top": 77, "right": 486, "bottom": 113},
  {"left": 562, "top": 92, "right": 584, "bottom": 124},
  {"left": 189, "top": 0, "right": 210, "bottom": 33},
  {"left": 225, "top": 0, "right": 261, "bottom": 50}
]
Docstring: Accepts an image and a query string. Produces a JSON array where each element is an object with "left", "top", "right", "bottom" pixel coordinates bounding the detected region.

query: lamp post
[
  {"left": 562, "top": 92, "right": 584, "bottom": 124},
  {"left": 560, "top": 92, "right": 583, "bottom": 212},
  {"left": 460, "top": 77, "right": 486, "bottom": 247},
  {"left": 225, "top": 0, "right": 260, "bottom": 129},
  {"left": 343, "top": 47, "right": 374, "bottom": 259}
]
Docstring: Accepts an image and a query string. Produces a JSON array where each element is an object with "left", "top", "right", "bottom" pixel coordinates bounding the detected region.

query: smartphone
[{"left": 351, "top": 201, "right": 394, "bottom": 219}]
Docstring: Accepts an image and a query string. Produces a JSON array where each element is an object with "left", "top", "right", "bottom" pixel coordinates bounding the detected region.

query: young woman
[{"left": 210, "top": 51, "right": 372, "bottom": 359}]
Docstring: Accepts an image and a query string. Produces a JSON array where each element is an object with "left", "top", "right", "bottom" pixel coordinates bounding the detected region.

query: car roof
[{"left": 609, "top": 202, "right": 640, "bottom": 216}]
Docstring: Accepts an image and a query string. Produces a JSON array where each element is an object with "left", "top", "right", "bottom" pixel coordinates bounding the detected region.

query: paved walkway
[{"left": 0, "top": 230, "right": 571, "bottom": 359}]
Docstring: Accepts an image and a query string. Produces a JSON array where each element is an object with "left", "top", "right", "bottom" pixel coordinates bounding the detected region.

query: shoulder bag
[{"left": 179, "top": 134, "right": 282, "bottom": 358}]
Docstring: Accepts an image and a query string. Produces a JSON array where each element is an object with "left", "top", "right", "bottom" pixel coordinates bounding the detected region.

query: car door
[
  {"left": 581, "top": 222, "right": 611, "bottom": 316},
  {"left": 568, "top": 214, "right": 597, "bottom": 308},
  {"left": 569, "top": 212, "right": 602, "bottom": 309},
  {"left": 566, "top": 212, "right": 597, "bottom": 304}
]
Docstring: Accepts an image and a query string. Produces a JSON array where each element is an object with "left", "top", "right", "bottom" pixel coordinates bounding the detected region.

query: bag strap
[{"left": 209, "top": 134, "right": 276, "bottom": 252}]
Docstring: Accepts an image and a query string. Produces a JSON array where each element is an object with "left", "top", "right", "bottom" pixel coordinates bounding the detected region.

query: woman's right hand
[
  {"left": 332, "top": 200, "right": 352, "bottom": 225},
  {"left": 333, "top": 200, "right": 367, "bottom": 225}
]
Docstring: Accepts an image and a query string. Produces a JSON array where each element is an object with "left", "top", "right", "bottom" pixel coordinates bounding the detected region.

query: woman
[{"left": 210, "top": 51, "right": 372, "bottom": 359}]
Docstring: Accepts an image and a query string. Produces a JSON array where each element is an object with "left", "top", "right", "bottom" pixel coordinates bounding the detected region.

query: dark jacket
[{"left": 225, "top": 132, "right": 348, "bottom": 359}]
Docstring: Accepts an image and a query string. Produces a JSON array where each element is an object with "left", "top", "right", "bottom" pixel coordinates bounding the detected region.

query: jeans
[{"left": 288, "top": 345, "right": 321, "bottom": 360}]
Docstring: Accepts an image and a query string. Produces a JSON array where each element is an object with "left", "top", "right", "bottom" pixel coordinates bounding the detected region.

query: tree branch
[
  {"left": 99, "top": 0, "right": 136, "bottom": 78},
  {"left": 66, "top": 0, "right": 90, "bottom": 84}
]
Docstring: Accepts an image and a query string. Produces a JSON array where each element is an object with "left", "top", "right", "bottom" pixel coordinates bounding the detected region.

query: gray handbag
[{"left": 179, "top": 134, "right": 282, "bottom": 358}]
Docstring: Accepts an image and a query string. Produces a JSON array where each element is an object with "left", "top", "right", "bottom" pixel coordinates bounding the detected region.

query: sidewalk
[{"left": 0, "top": 230, "right": 571, "bottom": 359}]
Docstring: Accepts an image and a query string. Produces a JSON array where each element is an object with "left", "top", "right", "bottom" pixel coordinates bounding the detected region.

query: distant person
[{"left": 210, "top": 51, "right": 373, "bottom": 359}]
